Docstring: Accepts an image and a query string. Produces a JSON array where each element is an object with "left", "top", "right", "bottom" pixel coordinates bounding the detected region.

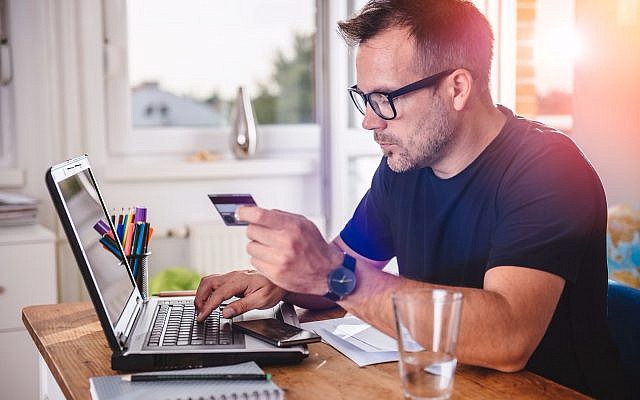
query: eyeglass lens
[{"left": 350, "top": 91, "right": 394, "bottom": 119}]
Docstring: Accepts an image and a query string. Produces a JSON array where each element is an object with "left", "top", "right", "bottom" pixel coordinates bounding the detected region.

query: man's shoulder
[
  {"left": 499, "top": 115, "right": 596, "bottom": 180},
  {"left": 502, "top": 112, "right": 577, "bottom": 153}
]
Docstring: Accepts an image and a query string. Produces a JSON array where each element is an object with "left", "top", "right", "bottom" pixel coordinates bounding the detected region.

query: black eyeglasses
[{"left": 348, "top": 69, "right": 456, "bottom": 120}]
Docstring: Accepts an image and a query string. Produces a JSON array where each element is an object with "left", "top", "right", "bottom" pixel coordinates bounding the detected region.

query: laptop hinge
[{"left": 118, "top": 297, "right": 143, "bottom": 349}]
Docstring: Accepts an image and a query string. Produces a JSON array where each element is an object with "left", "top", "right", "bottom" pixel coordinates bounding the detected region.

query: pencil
[
  {"left": 121, "top": 373, "right": 272, "bottom": 382},
  {"left": 153, "top": 290, "right": 196, "bottom": 297}
]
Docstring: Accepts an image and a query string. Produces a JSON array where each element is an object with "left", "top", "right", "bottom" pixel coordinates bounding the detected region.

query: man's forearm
[{"left": 337, "top": 262, "right": 561, "bottom": 372}]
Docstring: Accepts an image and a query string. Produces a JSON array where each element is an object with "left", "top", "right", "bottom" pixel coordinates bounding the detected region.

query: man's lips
[
  {"left": 374, "top": 133, "right": 397, "bottom": 150},
  {"left": 377, "top": 142, "right": 396, "bottom": 152}
]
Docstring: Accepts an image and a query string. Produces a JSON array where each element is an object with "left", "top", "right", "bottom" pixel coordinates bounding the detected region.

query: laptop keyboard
[{"left": 147, "top": 300, "right": 234, "bottom": 347}]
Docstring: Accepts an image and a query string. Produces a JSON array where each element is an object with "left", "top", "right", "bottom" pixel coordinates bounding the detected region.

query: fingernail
[{"left": 223, "top": 308, "right": 235, "bottom": 318}]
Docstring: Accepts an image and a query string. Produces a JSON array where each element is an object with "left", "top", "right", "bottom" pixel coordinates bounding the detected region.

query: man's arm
[
  {"left": 239, "top": 206, "right": 565, "bottom": 372},
  {"left": 335, "top": 232, "right": 565, "bottom": 371},
  {"left": 193, "top": 240, "right": 390, "bottom": 319},
  {"left": 283, "top": 241, "right": 390, "bottom": 310}
]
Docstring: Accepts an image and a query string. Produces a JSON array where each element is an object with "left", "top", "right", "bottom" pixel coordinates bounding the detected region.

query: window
[
  {"left": 104, "top": 0, "right": 319, "bottom": 156},
  {"left": 516, "top": 0, "right": 577, "bottom": 131}
]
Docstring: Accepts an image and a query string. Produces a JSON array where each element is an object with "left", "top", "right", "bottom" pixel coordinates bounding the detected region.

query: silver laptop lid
[{"left": 46, "top": 155, "right": 142, "bottom": 351}]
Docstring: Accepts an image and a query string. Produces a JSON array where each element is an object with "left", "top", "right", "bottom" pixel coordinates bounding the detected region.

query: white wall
[{"left": 573, "top": 0, "right": 640, "bottom": 206}]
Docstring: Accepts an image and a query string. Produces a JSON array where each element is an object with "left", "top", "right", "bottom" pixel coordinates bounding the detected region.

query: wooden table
[{"left": 23, "top": 302, "right": 588, "bottom": 399}]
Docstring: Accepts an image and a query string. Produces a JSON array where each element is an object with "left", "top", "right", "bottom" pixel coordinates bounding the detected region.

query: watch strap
[
  {"left": 323, "top": 253, "right": 357, "bottom": 301},
  {"left": 324, "top": 290, "right": 340, "bottom": 302},
  {"left": 342, "top": 253, "right": 356, "bottom": 272}
]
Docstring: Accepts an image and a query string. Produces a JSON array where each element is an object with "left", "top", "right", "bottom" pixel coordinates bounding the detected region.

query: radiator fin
[{"left": 189, "top": 217, "right": 325, "bottom": 275}]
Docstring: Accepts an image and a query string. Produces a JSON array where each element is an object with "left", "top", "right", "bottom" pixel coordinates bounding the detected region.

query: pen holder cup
[{"left": 128, "top": 252, "right": 151, "bottom": 301}]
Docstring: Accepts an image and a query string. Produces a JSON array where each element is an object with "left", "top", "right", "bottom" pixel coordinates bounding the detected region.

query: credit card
[{"left": 208, "top": 194, "right": 257, "bottom": 226}]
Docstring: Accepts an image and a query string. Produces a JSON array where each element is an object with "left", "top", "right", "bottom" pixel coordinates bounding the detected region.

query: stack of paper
[
  {"left": 0, "top": 192, "right": 38, "bottom": 226},
  {"left": 90, "top": 361, "right": 282, "bottom": 400},
  {"left": 301, "top": 315, "right": 399, "bottom": 367}
]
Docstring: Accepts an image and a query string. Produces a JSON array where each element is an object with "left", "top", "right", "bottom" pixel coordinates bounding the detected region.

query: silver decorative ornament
[{"left": 231, "top": 86, "right": 258, "bottom": 158}]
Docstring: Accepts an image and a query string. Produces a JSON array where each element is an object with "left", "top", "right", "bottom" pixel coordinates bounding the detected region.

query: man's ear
[{"left": 449, "top": 69, "right": 473, "bottom": 111}]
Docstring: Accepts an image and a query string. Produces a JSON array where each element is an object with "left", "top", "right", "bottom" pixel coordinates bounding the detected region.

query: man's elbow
[
  {"left": 492, "top": 357, "right": 528, "bottom": 373},
  {"left": 484, "top": 342, "right": 535, "bottom": 373}
]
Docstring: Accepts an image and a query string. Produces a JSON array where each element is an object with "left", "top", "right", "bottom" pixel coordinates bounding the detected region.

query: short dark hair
[{"left": 337, "top": 0, "right": 494, "bottom": 86}]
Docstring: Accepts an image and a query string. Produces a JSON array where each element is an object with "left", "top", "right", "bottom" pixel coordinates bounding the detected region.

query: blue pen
[
  {"left": 135, "top": 223, "right": 146, "bottom": 257},
  {"left": 130, "top": 223, "right": 141, "bottom": 277},
  {"left": 116, "top": 218, "right": 125, "bottom": 246},
  {"left": 99, "top": 236, "right": 123, "bottom": 260},
  {"left": 121, "top": 213, "right": 130, "bottom": 245},
  {"left": 133, "top": 223, "right": 147, "bottom": 283}
]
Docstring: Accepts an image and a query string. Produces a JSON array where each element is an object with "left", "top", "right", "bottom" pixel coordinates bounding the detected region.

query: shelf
[
  {"left": 103, "top": 157, "right": 317, "bottom": 182},
  {"left": 0, "top": 224, "right": 55, "bottom": 245}
]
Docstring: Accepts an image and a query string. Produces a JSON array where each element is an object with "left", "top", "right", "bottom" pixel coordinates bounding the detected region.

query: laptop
[{"left": 46, "top": 155, "right": 308, "bottom": 371}]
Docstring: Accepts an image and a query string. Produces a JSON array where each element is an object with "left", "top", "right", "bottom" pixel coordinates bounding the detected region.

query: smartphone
[
  {"left": 208, "top": 194, "right": 257, "bottom": 226},
  {"left": 233, "top": 318, "right": 321, "bottom": 347}
]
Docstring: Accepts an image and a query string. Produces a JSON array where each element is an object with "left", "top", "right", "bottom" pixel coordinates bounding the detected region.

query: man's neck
[{"left": 430, "top": 103, "right": 507, "bottom": 179}]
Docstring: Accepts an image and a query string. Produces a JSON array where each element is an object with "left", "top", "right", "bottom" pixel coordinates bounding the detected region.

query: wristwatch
[{"left": 323, "top": 253, "right": 357, "bottom": 301}]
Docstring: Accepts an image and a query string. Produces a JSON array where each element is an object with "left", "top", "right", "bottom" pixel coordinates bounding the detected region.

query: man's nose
[{"left": 362, "top": 105, "right": 387, "bottom": 131}]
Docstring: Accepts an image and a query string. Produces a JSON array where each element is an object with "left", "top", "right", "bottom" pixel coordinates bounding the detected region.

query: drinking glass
[{"left": 393, "top": 289, "right": 463, "bottom": 400}]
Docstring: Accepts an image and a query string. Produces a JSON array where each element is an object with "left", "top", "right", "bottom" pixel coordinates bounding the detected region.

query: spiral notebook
[{"left": 89, "top": 361, "right": 283, "bottom": 400}]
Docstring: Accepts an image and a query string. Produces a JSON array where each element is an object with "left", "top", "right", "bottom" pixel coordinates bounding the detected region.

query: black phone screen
[{"left": 233, "top": 318, "right": 321, "bottom": 347}]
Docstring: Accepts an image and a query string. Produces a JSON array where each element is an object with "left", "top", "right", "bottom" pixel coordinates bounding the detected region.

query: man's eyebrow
[{"left": 354, "top": 84, "right": 394, "bottom": 93}]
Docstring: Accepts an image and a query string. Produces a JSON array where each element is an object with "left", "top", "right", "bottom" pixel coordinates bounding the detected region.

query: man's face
[{"left": 355, "top": 28, "right": 456, "bottom": 173}]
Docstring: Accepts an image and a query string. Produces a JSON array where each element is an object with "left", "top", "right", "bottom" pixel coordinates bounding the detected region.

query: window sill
[
  {"left": 0, "top": 168, "right": 24, "bottom": 188},
  {"left": 103, "top": 157, "right": 317, "bottom": 183}
]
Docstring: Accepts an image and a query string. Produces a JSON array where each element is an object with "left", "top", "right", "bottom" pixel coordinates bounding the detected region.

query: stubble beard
[{"left": 384, "top": 94, "right": 455, "bottom": 173}]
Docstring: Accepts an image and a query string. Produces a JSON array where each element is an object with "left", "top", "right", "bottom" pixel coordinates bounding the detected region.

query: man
[{"left": 195, "top": 1, "right": 623, "bottom": 397}]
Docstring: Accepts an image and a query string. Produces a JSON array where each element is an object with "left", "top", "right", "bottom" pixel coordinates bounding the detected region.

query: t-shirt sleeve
[
  {"left": 487, "top": 137, "right": 606, "bottom": 284},
  {"left": 339, "top": 158, "right": 395, "bottom": 261}
]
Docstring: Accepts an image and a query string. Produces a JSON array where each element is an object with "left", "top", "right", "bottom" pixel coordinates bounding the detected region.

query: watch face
[{"left": 328, "top": 267, "right": 357, "bottom": 297}]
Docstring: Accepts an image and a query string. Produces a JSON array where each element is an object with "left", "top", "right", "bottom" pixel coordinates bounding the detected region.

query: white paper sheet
[{"left": 301, "top": 315, "right": 399, "bottom": 367}]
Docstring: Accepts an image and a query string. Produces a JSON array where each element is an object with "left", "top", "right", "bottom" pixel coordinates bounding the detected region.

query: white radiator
[
  {"left": 189, "top": 224, "right": 251, "bottom": 275},
  {"left": 189, "top": 216, "right": 325, "bottom": 276}
]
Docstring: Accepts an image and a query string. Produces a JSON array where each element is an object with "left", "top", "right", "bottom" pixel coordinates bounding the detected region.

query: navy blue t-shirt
[{"left": 340, "top": 106, "right": 623, "bottom": 398}]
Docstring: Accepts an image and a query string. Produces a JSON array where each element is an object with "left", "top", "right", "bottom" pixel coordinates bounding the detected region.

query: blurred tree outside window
[{"left": 128, "top": 0, "right": 316, "bottom": 128}]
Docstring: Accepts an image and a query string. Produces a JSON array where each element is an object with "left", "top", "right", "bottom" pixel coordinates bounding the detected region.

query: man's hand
[
  {"left": 194, "top": 270, "right": 287, "bottom": 321},
  {"left": 237, "top": 206, "right": 344, "bottom": 295}
]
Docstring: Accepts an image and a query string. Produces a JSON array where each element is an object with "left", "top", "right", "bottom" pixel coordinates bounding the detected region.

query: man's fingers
[
  {"left": 196, "top": 288, "right": 231, "bottom": 322},
  {"left": 223, "top": 287, "right": 284, "bottom": 318},
  {"left": 237, "top": 206, "right": 289, "bottom": 228},
  {"left": 222, "top": 297, "right": 253, "bottom": 318},
  {"left": 196, "top": 279, "right": 246, "bottom": 322},
  {"left": 247, "top": 240, "right": 285, "bottom": 266},
  {"left": 194, "top": 275, "right": 220, "bottom": 310},
  {"left": 246, "top": 223, "right": 279, "bottom": 247}
]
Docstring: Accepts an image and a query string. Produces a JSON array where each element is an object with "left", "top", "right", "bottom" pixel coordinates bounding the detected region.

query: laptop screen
[{"left": 57, "top": 167, "right": 135, "bottom": 326}]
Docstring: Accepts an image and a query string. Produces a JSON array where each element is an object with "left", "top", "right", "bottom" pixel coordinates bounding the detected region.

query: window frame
[
  {"left": 102, "top": 0, "right": 322, "bottom": 157},
  {"left": 0, "top": 0, "right": 15, "bottom": 170},
  {"left": 0, "top": 78, "right": 14, "bottom": 169}
]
